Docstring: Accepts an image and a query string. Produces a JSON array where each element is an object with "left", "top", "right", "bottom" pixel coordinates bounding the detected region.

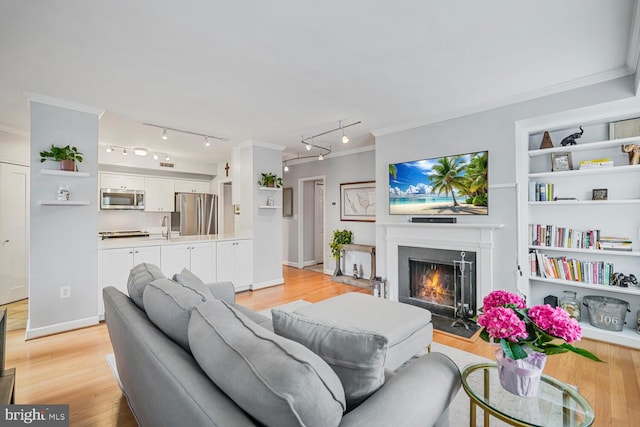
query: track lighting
[
  {"left": 298, "top": 120, "right": 360, "bottom": 160},
  {"left": 134, "top": 147, "right": 148, "bottom": 156},
  {"left": 284, "top": 164, "right": 289, "bottom": 172},
  {"left": 122, "top": 148, "right": 128, "bottom": 155},
  {"left": 165, "top": 154, "right": 171, "bottom": 161},
  {"left": 143, "top": 123, "right": 229, "bottom": 143},
  {"left": 306, "top": 143, "right": 312, "bottom": 151},
  {"left": 106, "top": 146, "right": 113, "bottom": 153},
  {"left": 318, "top": 154, "right": 324, "bottom": 160},
  {"left": 153, "top": 153, "right": 159, "bottom": 160},
  {"left": 204, "top": 136, "right": 210, "bottom": 147},
  {"left": 340, "top": 121, "right": 349, "bottom": 144},
  {"left": 161, "top": 129, "right": 168, "bottom": 140}
]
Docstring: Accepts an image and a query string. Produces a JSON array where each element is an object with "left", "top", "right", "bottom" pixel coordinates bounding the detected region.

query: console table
[{"left": 332, "top": 243, "right": 376, "bottom": 289}]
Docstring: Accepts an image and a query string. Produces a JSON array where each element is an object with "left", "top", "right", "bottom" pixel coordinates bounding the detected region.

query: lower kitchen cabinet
[
  {"left": 217, "top": 239, "right": 253, "bottom": 291},
  {"left": 160, "top": 242, "right": 216, "bottom": 283},
  {"left": 99, "top": 246, "right": 161, "bottom": 315}
]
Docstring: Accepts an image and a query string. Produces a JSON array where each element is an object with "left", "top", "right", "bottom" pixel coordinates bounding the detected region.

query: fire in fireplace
[{"left": 399, "top": 247, "right": 476, "bottom": 321}]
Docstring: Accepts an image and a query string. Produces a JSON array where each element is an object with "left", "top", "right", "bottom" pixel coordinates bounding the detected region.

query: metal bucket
[{"left": 583, "top": 295, "right": 630, "bottom": 331}]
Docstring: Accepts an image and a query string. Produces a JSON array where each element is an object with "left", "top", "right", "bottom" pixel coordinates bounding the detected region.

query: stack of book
[
  {"left": 529, "top": 250, "right": 614, "bottom": 285},
  {"left": 579, "top": 158, "right": 614, "bottom": 170},
  {"left": 597, "top": 236, "right": 633, "bottom": 252}
]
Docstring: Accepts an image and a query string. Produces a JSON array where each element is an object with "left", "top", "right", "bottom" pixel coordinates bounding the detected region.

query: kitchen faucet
[{"left": 161, "top": 215, "right": 170, "bottom": 240}]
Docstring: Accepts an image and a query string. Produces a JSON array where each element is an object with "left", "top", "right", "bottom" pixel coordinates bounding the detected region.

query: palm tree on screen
[{"left": 428, "top": 156, "right": 465, "bottom": 206}]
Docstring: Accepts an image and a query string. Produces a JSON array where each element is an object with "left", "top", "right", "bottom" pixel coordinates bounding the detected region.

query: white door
[
  {"left": 314, "top": 181, "right": 324, "bottom": 264},
  {"left": 0, "top": 163, "right": 29, "bottom": 304}
]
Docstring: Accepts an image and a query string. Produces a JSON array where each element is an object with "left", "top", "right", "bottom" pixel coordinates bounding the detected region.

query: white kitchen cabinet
[
  {"left": 217, "top": 239, "right": 253, "bottom": 291},
  {"left": 145, "top": 177, "right": 175, "bottom": 212},
  {"left": 161, "top": 242, "right": 216, "bottom": 282},
  {"left": 100, "top": 173, "right": 145, "bottom": 190},
  {"left": 175, "top": 179, "right": 211, "bottom": 194},
  {"left": 100, "top": 246, "right": 161, "bottom": 315}
]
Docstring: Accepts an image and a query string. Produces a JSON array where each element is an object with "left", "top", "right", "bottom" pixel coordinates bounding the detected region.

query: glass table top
[{"left": 461, "top": 363, "right": 595, "bottom": 427}]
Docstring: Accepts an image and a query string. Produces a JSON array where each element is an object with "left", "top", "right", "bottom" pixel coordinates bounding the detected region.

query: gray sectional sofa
[{"left": 103, "top": 264, "right": 461, "bottom": 427}]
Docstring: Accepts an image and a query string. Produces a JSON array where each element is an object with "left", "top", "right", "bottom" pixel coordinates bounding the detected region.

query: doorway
[
  {"left": 218, "top": 180, "right": 235, "bottom": 235},
  {"left": 297, "top": 176, "right": 326, "bottom": 273}
]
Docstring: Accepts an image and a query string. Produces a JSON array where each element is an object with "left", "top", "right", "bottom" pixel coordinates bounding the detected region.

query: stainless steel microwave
[{"left": 100, "top": 188, "right": 145, "bottom": 210}]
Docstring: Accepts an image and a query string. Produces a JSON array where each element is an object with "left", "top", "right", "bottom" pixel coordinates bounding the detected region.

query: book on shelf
[
  {"left": 529, "top": 181, "right": 555, "bottom": 202},
  {"left": 529, "top": 250, "right": 614, "bottom": 285},
  {"left": 578, "top": 158, "right": 614, "bottom": 170},
  {"left": 597, "top": 236, "right": 633, "bottom": 251},
  {"left": 529, "top": 224, "right": 600, "bottom": 249}
]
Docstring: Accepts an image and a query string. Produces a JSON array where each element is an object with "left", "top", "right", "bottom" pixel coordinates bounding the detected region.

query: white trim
[
  {"left": 251, "top": 278, "right": 284, "bottom": 290},
  {"left": 282, "top": 260, "right": 297, "bottom": 267},
  {"left": 24, "top": 92, "right": 105, "bottom": 117},
  {"left": 372, "top": 67, "right": 633, "bottom": 137},
  {"left": 25, "top": 316, "right": 99, "bottom": 340},
  {"left": 627, "top": 0, "right": 640, "bottom": 73},
  {"left": 297, "top": 175, "right": 326, "bottom": 271},
  {"left": 0, "top": 123, "right": 29, "bottom": 137},
  {"left": 238, "top": 140, "right": 286, "bottom": 151},
  {"left": 489, "top": 183, "right": 517, "bottom": 189},
  {"left": 303, "top": 260, "right": 317, "bottom": 267}
]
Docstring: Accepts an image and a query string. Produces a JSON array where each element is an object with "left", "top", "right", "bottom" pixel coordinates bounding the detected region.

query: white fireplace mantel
[{"left": 381, "top": 222, "right": 504, "bottom": 308}]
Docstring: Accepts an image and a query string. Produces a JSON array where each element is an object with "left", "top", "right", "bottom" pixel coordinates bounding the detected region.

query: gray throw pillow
[
  {"left": 272, "top": 309, "right": 388, "bottom": 409},
  {"left": 172, "top": 268, "right": 214, "bottom": 301},
  {"left": 127, "top": 263, "right": 165, "bottom": 310},
  {"left": 189, "top": 300, "right": 346, "bottom": 427},
  {"left": 143, "top": 278, "right": 207, "bottom": 351}
]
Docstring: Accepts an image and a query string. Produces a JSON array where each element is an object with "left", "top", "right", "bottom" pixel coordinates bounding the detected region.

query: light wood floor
[{"left": 5, "top": 266, "right": 640, "bottom": 426}]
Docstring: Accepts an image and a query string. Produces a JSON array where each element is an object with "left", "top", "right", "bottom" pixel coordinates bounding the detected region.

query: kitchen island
[{"left": 98, "top": 233, "right": 254, "bottom": 319}]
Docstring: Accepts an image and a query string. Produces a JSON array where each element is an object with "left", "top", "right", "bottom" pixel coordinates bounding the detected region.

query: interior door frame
[
  {"left": 297, "top": 175, "right": 325, "bottom": 270},
  {"left": 217, "top": 178, "right": 232, "bottom": 235}
]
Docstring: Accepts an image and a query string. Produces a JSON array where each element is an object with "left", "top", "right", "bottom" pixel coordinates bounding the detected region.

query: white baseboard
[
  {"left": 282, "top": 260, "right": 297, "bottom": 267},
  {"left": 252, "top": 278, "right": 284, "bottom": 290},
  {"left": 303, "top": 260, "right": 318, "bottom": 267},
  {"left": 324, "top": 268, "right": 334, "bottom": 275},
  {"left": 26, "top": 316, "right": 99, "bottom": 340}
]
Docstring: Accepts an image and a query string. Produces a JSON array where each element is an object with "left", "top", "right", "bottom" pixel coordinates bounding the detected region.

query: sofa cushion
[
  {"left": 272, "top": 309, "right": 388, "bottom": 409},
  {"left": 143, "top": 278, "right": 208, "bottom": 351},
  {"left": 189, "top": 299, "right": 346, "bottom": 427},
  {"left": 127, "top": 263, "right": 166, "bottom": 310},
  {"left": 172, "top": 268, "right": 214, "bottom": 301}
]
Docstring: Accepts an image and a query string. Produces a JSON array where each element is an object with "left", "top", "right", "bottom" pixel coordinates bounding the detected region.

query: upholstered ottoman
[{"left": 293, "top": 293, "right": 432, "bottom": 371}]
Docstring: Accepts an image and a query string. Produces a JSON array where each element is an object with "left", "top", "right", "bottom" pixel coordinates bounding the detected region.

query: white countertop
[{"left": 98, "top": 232, "right": 253, "bottom": 249}]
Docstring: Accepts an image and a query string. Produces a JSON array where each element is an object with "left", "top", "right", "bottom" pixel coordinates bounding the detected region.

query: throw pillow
[
  {"left": 172, "top": 268, "right": 214, "bottom": 301},
  {"left": 189, "top": 299, "right": 346, "bottom": 427},
  {"left": 127, "top": 263, "right": 165, "bottom": 310},
  {"left": 143, "top": 278, "right": 207, "bottom": 351},
  {"left": 272, "top": 309, "right": 388, "bottom": 409}
]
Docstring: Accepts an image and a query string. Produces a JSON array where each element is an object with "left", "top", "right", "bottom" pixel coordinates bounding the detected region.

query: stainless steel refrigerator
[{"left": 171, "top": 193, "right": 218, "bottom": 236}]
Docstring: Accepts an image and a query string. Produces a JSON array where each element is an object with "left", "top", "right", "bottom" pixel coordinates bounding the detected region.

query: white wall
[
  {"left": 375, "top": 75, "right": 636, "bottom": 294},
  {"left": 282, "top": 148, "right": 375, "bottom": 274},
  {"left": 0, "top": 131, "right": 29, "bottom": 165},
  {"left": 29, "top": 98, "right": 102, "bottom": 337}
]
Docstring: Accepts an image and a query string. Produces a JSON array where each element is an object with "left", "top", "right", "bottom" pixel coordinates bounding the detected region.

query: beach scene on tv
[{"left": 389, "top": 151, "right": 488, "bottom": 215}]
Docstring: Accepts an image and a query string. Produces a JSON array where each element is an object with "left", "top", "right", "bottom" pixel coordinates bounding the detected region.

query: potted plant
[
  {"left": 330, "top": 229, "right": 352, "bottom": 276},
  {"left": 39, "top": 144, "right": 84, "bottom": 171},
  {"left": 257, "top": 172, "right": 283, "bottom": 188}
]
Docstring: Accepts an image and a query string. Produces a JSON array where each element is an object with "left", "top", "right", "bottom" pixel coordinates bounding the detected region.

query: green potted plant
[
  {"left": 257, "top": 172, "right": 283, "bottom": 188},
  {"left": 330, "top": 229, "right": 352, "bottom": 276},
  {"left": 39, "top": 144, "right": 84, "bottom": 171}
]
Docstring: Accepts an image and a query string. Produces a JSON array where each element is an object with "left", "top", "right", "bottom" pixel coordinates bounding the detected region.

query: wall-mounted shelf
[
  {"left": 40, "top": 169, "right": 90, "bottom": 178},
  {"left": 529, "top": 276, "right": 640, "bottom": 296},
  {"left": 258, "top": 187, "right": 282, "bottom": 191},
  {"left": 39, "top": 200, "right": 90, "bottom": 206},
  {"left": 258, "top": 205, "right": 281, "bottom": 209}
]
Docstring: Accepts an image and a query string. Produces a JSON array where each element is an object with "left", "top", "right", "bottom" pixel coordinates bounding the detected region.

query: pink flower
[
  {"left": 528, "top": 304, "right": 583, "bottom": 343},
  {"left": 477, "top": 307, "right": 528, "bottom": 342},
  {"left": 482, "top": 290, "right": 526, "bottom": 311}
]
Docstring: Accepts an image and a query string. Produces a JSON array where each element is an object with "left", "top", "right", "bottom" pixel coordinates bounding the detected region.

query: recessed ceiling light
[
  {"left": 153, "top": 154, "right": 159, "bottom": 160},
  {"left": 165, "top": 154, "right": 171, "bottom": 161}
]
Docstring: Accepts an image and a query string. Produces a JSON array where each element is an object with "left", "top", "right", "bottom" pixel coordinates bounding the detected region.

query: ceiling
[{"left": 1, "top": 0, "right": 638, "bottom": 165}]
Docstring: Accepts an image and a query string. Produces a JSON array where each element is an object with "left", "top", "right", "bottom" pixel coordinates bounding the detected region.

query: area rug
[{"left": 257, "top": 299, "right": 311, "bottom": 318}]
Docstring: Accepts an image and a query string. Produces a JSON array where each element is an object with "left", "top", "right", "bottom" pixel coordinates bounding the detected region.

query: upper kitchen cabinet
[
  {"left": 175, "top": 179, "right": 211, "bottom": 194},
  {"left": 100, "top": 172, "right": 145, "bottom": 190},
  {"left": 145, "top": 177, "right": 175, "bottom": 212}
]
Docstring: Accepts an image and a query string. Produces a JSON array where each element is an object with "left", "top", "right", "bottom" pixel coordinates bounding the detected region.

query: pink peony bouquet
[{"left": 475, "top": 290, "right": 602, "bottom": 362}]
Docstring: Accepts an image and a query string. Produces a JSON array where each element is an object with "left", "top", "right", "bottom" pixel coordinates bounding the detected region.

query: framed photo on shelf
[
  {"left": 551, "top": 152, "right": 573, "bottom": 171},
  {"left": 592, "top": 188, "right": 608, "bottom": 200},
  {"left": 609, "top": 117, "right": 640, "bottom": 139},
  {"left": 340, "top": 181, "right": 376, "bottom": 222}
]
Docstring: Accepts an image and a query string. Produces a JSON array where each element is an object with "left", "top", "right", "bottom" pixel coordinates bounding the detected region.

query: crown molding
[
  {"left": 24, "top": 92, "right": 105, "bottom": 118},
  {"left": 0, "top": 123, "right": 29, "bottom": 137},
  {"left": 237, "top": 140, "right": 286, "bottom": 151},
  {"left": 372, "top": 66, "right": 633, "bottom": 138}
]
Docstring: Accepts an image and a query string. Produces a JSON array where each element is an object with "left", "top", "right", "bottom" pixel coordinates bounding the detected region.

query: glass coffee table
[{"left": 461, "top": 363, "right": 594, "bottom": 427}]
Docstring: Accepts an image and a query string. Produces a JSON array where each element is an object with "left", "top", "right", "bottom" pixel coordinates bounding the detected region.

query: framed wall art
[
  {"left": 340, "top": 181, "right": 376, "bottom": 222},
  {"left": 551, "top": 152, "right": 573, "bottom": 172}
]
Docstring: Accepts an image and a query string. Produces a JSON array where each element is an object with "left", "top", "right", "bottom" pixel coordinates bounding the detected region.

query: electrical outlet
[{"left": 60, "top": 286, "right": 71, "bottom": 299}]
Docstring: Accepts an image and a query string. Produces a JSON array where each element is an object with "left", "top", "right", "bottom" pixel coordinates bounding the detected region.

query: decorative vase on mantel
[
  {"left": 495, "top": 348, "right": 547, "bottom": 397},
  {"left": 333, "top": 257, "right": 342, "bottom": 276}
]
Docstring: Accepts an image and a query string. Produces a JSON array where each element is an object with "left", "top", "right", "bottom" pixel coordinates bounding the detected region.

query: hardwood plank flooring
[{"left": 5, "top": 266, "right": 639, "bottom": 426}]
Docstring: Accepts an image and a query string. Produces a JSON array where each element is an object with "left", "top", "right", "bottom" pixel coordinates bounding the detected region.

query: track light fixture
[
  {"left": 284, "top": 163, "right": 289, "bottom": 172},
  {"left": 106, "top": 146, "right": 113, "bottom": 153},
  {"left": 298, "top": 120, "right": 361, "bottom": 160},
  {"left": 143, "top": 123, "right": 229, "bottom": 143},
  {"left": 104, "top": 145, "right": 169, "bottom": 161},
  {"left": 153, "top": 153, "right": 159, "bottom": 160},
  {"left": 165, "top": 154, "right": 171, "bottom": 161},
  {"left": 122, "top": 148, "right": 128, "bottom": 155},
  {"left": 134, "top": 147, "right": 148, "bottom": 156},
  {"left": 204, "top": 136, "right": 210, "bottom": 147}
]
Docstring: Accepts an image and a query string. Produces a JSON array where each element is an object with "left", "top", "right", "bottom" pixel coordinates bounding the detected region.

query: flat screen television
[{"left": 389, "top": 151, "right": 488, "bottom": 216}]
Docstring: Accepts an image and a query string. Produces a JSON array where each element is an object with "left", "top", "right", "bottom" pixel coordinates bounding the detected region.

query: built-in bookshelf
[{"left": 517, "top": 101, "right": 640, "bottom": 348}]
